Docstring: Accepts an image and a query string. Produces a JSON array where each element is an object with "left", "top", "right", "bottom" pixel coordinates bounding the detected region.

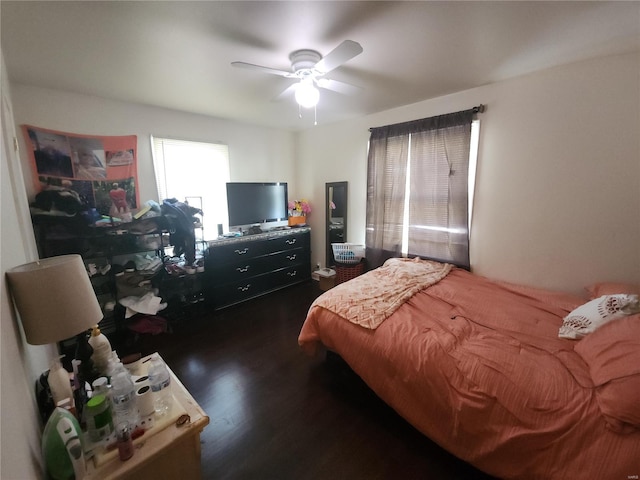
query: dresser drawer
[
  {"left": 207, "top": 231, "right": 308, "bottom": 264},
  {"left": 207, "top": 241, "right": 268, "bottom": 263},
  {"left": 210, "top": 263, "right": 310, "bottom": 308},
  {"left": 262, "top": 232, "right": 308, "bottom": 253},
  {"left": 209, "top": 248, "right": 308, "bottom": 284}
]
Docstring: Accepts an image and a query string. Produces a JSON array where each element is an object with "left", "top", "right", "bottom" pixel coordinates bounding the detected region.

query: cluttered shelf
[{"left": 31, "top": 196, "right": 207, "bottom": 354}]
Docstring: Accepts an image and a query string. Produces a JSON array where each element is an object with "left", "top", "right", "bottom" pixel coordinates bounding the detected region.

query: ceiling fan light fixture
[
  {"left": 295, "top": 80, "right": 319, "bottom": 108},
  {"left": 232, "top": 40, "right": 363, "bottom": 116}
]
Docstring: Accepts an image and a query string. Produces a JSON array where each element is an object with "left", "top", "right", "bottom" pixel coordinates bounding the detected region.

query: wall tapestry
[{"left": 22, "top": 125, "right": 139, "bottom": 218}]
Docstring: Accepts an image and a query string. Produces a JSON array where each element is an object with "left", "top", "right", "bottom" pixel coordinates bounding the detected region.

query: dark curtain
[
  {"left": 365, "top": 132, "right": 409, "bottom": 268},
  {"left": 366, "top": 109, "right": 474, "bottom": 269}
]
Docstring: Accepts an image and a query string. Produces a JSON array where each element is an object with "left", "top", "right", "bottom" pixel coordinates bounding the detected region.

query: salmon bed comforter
[{"left": 298, "top": 258, "right": 640, "bottom": 479}]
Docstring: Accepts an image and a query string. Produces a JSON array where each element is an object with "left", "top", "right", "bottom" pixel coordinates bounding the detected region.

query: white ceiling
[{"left": 2, "top": 1, "right": 639, "bottom": 131}]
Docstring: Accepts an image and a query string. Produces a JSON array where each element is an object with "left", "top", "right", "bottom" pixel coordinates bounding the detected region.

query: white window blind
[
  {"left": 402, "top": 119, "right": 480, "bottom": 257},
  {"left": 151, "top": 137, "right": 230, "bottom": 240},
  {"left": 366, "top": 110, "right": 479, "bottom": 269}
]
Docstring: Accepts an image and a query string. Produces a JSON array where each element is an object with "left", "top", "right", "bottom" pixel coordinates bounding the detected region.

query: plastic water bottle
[
  {"left": 110, "top": 370, "right": 139, "bottom": 428},
  {"left": 147, "top": 354, "right": 172, "bottom": 416},
  {"left": 105, "top": 351, "right": 124, "bottom": 383}
]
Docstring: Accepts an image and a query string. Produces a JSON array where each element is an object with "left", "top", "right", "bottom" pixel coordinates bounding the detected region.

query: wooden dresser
[{"left": 204, "top": 227, "right": 311, "bottom": 309}]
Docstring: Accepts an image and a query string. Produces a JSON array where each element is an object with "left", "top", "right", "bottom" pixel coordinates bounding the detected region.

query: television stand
[{"left": 204, "top": 227, "right": 311, "bottom": 309}]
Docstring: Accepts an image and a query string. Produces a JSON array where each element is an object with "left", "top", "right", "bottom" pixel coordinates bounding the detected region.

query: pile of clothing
[
  {"left": 161, "top": 198, "right": 202, "bottom": 265},
  {"left": 31, "top": 183, "right": 89, "bottom": 216},
  {"left": 113, "top": 261, "right": 168, "bottom": 335}
]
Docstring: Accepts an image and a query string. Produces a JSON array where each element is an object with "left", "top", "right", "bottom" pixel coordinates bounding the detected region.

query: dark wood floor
[{"left": 132, "top": 280, "right": 496, "bottom": 480}]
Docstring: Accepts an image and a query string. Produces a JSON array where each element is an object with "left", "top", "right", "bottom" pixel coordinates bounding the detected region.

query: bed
[{"left": 298, "top": 257, "right": 640, "bottom": 479}]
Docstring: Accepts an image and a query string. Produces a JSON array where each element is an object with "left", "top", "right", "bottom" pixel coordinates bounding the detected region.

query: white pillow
[{"left": 559, "top": 294, "right": 640, "bottom": 339}]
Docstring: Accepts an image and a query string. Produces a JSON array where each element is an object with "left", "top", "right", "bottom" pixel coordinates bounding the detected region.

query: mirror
[{"left": 326, "top": 181, "right": 348, "bottom": 267}]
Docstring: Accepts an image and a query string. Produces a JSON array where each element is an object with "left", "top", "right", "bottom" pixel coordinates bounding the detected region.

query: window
[
  {"left": 366, "top": 109, "right": 480, "bottom": 269},
  {"left": 151, "top": 137, "right": 230, "bottom": 240}
]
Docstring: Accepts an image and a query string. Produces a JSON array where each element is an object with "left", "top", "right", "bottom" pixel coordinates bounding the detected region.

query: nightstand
[{"left": 84, "top": 354, "right": 209, "bottom": 480}]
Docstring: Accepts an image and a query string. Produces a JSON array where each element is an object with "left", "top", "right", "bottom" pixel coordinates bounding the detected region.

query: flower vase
[{"left": 288, "top": 215, "right": 306, "bottom": 226}]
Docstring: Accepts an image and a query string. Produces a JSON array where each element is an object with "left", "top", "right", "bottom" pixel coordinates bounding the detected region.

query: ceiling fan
[{"left": 232, "top": 40, "right": 363, "bottom": 112}]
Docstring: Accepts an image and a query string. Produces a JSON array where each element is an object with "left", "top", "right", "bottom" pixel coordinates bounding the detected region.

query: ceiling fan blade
[
  {"left": 314, "top": 40, "right": 363, "bottom": 74},
  {"left": 317, "top": 78, "right": 363, "bottom": 96},
  {"left": 231, "top": 61, "right": 292, "bottom": 78}
]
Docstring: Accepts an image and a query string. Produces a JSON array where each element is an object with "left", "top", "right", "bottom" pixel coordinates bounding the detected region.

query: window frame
[{"left": 151, "top": 136, "right": 230, "bottom": 240}]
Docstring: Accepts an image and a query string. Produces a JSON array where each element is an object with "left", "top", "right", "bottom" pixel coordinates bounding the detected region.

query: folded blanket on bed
[{"left": 311, "top": 257, "right": 452, "bottom": 329}]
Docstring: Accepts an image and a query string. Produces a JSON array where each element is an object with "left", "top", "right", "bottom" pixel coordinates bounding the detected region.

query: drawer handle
[
  {"left": 286, "top": 254, "right": 297, "bottom": 261},
  {"left": 285, "top": 239, "right": 297, "bottom": 245},
  {"left": 234, "top": 248, "right": 249, "bottom": 255},
  {"left": 287, "top": 271, "right": 297, "bottom": 277},
  {"left": 237, "top": 284, "right": 251, "bottom": 292},
  {"left": 237, "top": 266, "right": 250, "bottom": 273}
]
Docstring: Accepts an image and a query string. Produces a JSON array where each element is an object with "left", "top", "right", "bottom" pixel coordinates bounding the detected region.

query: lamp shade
[{"left": 6, "top": 255, "right": 103, "bottom": 345}]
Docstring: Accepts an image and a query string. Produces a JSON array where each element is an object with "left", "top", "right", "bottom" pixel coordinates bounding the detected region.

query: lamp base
[
  {"left": 35, "top": 371, "right": 56, "bottom": 424},
  {"left": 74, "top": 331, "right": 99, "bottom": 384}
]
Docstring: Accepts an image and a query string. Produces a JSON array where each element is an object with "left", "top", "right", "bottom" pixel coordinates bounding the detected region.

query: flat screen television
[{"left": 226, "top": 182, "right": 288, "bottom": 228}]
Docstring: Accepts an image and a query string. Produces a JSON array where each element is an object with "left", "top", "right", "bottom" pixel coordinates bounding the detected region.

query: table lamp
[
  {"left": 6, "top": 254, "right": 103, "bottom": 342},
  {"left": 6, "top": 254, "right": 103, "bottom": 480},
  {"left": 6, "top": 254, "right": 103, "bottom": 376}
]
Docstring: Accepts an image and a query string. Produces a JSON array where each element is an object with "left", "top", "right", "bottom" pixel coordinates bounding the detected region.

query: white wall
[
  {"left": 11, "top": 85, "right": 298, "bottom": 204},
  {"left": 295, "top": 121, "right": 368, "bottom": 268},
  {"left": 1, "top": 51, "right": 52, "bottom": 479},
  {"left": 299, "top": 52, "right": 640, "bottom": 295}
]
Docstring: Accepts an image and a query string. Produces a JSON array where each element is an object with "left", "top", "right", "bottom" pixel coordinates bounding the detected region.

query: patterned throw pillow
[{"left": 558, "top": 294, "right": 640, "bottom": 339}]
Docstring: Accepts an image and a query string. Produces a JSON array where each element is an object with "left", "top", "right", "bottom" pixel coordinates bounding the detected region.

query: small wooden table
[{"left": 84, "top": 354, "right": 209, "bottom": 480}]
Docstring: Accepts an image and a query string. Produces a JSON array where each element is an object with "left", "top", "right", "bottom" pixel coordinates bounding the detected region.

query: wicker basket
[
  {"left": 331, "top": 243, "right": 365, "bottom": 265},
  {"left": 335, "top": 260, "right": 365, "bottom": 284}
]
